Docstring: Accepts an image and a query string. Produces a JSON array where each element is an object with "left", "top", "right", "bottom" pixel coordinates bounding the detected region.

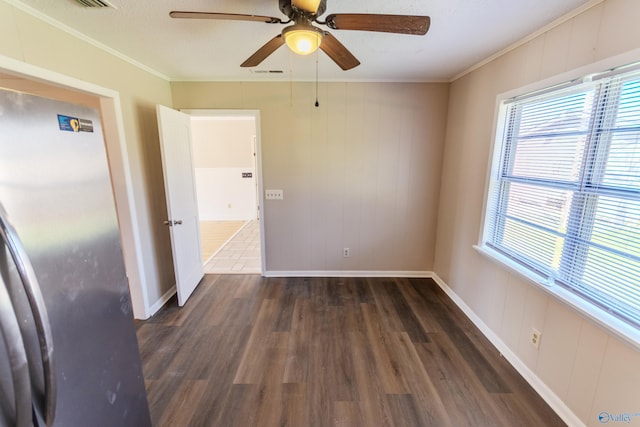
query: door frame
[
  {"left": 182, "top": 109, "right": 266, "bottom": 274},
  {"left": 0, "top": 55, "right": 151, "bottom": 318}
]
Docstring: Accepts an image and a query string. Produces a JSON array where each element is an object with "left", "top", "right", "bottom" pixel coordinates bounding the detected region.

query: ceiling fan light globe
[{"left": 283, "top": 25, "right": 323, "bottom": 55}]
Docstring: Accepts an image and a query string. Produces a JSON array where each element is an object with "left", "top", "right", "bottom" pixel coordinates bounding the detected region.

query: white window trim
[{"left": 477, "top": 49, "right": 640, "bottom": 351}]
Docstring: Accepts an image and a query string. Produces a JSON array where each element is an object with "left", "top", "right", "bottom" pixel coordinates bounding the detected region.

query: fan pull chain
[
  {"left": 289, "top": 51, "right": 293, "bottom": 108},
  {"left": 315, "top": 46, "right": 319, "bottom": 107}
]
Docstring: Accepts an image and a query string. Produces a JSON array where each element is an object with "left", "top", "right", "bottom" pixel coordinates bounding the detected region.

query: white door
[{"left": 156, "top": 104, "right": 204, "bottom": 306}]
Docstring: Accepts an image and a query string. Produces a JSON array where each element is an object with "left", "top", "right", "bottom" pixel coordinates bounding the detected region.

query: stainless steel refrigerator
[{"left": 0, "top": 88, "right": 151, "bottom": 426}]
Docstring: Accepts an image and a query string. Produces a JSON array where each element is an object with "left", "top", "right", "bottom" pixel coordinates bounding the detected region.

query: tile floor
[
  {"left": 199, "top": 220, "right": 246, "bottom": 262},
  {"left": 203, "top": 219, "right": 262, "bottom": 274}
]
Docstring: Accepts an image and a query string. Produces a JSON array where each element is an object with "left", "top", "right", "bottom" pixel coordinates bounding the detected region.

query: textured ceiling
[{"left": 10, "top": 0, "right": 596, "bottom": 82}]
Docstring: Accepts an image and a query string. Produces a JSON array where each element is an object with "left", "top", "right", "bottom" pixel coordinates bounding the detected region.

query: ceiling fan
[{"left": 170, "top": 0, "right": 430, "bottom": 71}]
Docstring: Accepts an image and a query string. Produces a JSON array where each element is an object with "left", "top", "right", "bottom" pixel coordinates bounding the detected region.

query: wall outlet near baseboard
[
  {"left": 531, "top": 328, "right": 542, "bottom": 349},
  {"left": 343, "top": 248, "right": 350, "bottom": 257}
]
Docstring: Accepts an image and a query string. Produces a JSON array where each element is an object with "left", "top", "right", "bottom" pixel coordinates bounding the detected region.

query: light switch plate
[{"left": 265, "top": 189, "right": 283, "bottom": 200}]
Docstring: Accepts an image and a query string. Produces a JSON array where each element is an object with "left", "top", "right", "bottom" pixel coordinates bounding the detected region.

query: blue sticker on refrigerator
[{"left": 57, "top": 114, "right": 94, "bottom": 132}]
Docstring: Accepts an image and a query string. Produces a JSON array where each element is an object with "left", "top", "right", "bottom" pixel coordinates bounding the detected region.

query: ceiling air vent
[
  {"left": 250, "top": 70, "right": 284, "bottom": 74},
  {"left": 73, "top": 0, "right": 115, "bottom": 8}
]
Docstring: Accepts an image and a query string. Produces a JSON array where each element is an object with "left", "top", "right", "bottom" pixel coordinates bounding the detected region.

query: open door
[{"left": 156, "top": 104, "right": 204, "bottom": 306}]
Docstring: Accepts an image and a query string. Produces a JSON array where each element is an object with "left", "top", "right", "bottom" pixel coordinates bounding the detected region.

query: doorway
[
  {"left": 0, "top": 58, "right": 150, "bottom": 318},
  {"left": 185, "top": 110, "right": 264, "bottom": 275}
]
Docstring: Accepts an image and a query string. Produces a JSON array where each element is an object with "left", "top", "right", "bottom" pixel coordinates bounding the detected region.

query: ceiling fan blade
[
  {"left": 324, "top": 14, "right": 430, "bottom": 35},
  {"left": 319, "top": 32, "right": 360, "bottom": 71},
  {"left": 170, "top": 11, "right": 283, "bottom": 24},
  {"left": 292, "top": 0, "right": 322, "bottom": 14},
  {"left": 241, "top": 35, "right": 285, "bottom": 67}
]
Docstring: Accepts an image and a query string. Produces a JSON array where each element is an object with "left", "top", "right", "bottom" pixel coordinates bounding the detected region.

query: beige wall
[
  {"left": 191, "top": 117, "right": 258, "bottom": 220},
  {"left": 172, "top": 82, "right": 449, "bottom": 272},
  {"left": 0, "top": 1, "right": 175, "bottom": 315},
  {"left": 435, "top": 0, "right": 640, "bottom": 425},
  {"left": 191, "top": 119, "right": 255, "bottom": 168}
]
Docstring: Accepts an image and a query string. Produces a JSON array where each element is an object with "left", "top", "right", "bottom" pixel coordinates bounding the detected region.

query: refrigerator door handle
[
  {"left": 0, "top": 205, "right": 56, "bottom": 426},
  {"left": 0, "top": 272, "right": 33, "bottom": 427}
]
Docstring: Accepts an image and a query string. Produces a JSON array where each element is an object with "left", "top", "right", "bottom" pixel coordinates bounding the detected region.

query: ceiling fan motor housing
[{"left": 280, "top": 0, "right": 326, "bottom": 18}]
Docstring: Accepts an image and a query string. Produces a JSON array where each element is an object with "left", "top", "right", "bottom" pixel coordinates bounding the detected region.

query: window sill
[{"left": 473, "top": 244, "right": 640, "bottom": 351}]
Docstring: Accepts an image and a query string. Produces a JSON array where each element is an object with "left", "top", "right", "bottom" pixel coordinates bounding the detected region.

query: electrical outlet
[
  {"left": 531, "top": 328, "right": 542, "bottom": 349},
  {"left": 343, "top": 248, "right": 350, "bottom": 257},
  {"left": 265, "top": 189, "right": 283, "bottom": 200}
]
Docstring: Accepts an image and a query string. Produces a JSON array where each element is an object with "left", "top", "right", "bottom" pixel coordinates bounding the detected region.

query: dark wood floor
[{"left": 135, "top": 275, "right": 566, "bottom": 427}]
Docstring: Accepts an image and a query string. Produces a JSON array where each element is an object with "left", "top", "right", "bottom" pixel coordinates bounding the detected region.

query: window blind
[{"left": 484, "top": 67, "right": 640, "bottom": 327}]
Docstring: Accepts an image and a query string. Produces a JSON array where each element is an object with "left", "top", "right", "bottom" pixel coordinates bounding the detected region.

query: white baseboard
[
  {"left": 428, "top": 272, "right": 585, "bottom": 427},
  {"left": 263, "top": 270, "right": 432, "bottom": 278},
  {"left": 146, "top": 286, "right": 176, "bottom": 318}
]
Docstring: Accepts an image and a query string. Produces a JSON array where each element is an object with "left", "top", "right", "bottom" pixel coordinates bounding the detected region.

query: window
[{"left": 482, "top": 64, "right": 640, "bottom": 329}]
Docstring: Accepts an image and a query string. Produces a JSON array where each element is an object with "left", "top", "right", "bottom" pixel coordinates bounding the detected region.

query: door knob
[{"left": 163, "top": 219, "right": 183, "bottom": 226}]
